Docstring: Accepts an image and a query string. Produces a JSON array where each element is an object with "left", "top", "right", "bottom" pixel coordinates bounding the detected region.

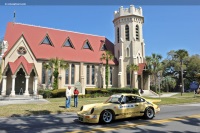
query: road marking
[{"left": 68, "top": 114, "right": 200, "bottom": 133}]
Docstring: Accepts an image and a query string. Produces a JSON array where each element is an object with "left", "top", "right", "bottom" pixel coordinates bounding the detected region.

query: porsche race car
[{"left": 77, "top": 93, "right": 160, "bottom": 124}]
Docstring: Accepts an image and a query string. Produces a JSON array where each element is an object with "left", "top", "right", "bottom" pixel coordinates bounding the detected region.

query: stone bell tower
[{"left": 113, "top": 5, "right": 146, "bottom": 88}]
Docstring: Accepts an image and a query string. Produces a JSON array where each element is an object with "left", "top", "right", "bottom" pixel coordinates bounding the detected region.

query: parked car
[{"left": 77, "top": 93, "right": 160, "bottom": 124}]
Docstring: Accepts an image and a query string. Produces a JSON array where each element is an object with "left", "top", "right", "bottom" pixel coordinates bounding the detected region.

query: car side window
[{"left": 136, "top": 97, "right": 145, "bottom": 103}]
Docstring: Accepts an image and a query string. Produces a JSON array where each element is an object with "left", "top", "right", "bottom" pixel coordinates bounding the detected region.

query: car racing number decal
[{"left": 119, "top": 104, "right": 135, "bottom": 109}]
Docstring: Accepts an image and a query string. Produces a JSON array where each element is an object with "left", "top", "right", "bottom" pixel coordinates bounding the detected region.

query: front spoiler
[{"left": 77, "top": 112, "right": 100, "bottom": 124}]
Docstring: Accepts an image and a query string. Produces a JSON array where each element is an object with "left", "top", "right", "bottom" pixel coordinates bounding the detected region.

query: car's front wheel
[
  {"left": 100, "top": 110, "right": 113, "bottom": 124},
  {"left": 144, "top": 107, "right": 155, "bottom": 119}
]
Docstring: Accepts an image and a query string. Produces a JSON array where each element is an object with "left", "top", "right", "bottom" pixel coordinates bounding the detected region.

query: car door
[
  {"left": 117, "top": 95, "right": 141, "bottom": 118},
  {"left": 132, "top": 96, "right": 146, "bottom": 116}
]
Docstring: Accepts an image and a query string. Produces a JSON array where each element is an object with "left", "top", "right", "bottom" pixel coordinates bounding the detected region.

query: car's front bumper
[{"left": 77, "top": 112, "right": 100, "bottom": 123}]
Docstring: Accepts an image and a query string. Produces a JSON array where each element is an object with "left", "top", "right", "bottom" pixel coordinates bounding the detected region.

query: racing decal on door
[{"left": 118, "top": 104, "right": 135, "bottom": 109}]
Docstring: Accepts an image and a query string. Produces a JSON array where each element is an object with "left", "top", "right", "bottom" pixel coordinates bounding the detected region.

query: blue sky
[{"left": 0, "top": 5, "right": 200, "bottom": 59}]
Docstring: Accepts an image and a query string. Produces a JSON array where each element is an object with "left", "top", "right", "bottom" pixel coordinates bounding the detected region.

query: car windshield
[{"left": 105, "top": 94, "right": 122, "bottom": 104}]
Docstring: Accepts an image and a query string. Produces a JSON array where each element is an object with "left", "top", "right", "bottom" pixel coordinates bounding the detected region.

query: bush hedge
[
  {"left": 39, "top": 87, "right": 139, "bottom": 98},
  {"left": 51, "top": 89, "right": 66, "bottom": 98}
]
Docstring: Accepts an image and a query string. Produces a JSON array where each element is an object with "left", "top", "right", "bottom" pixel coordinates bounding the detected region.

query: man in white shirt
[{"left": 66, "top": 86, "right": 72, "bottom": 108}]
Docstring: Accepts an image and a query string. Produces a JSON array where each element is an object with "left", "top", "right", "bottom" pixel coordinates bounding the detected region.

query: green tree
[
  {"left": 175, "top": 49, "right": 189, "bottom": 96},
  {"left": 127, "top": 64, "right": 139, "bottom": 89},
  {"left": 186, "top": 54, "right": 200, "bottom": 81},
  {"left": 146, "top": 53, "right": 163, "bottom": 92},
  {"left": 100, "top": 51, "right": 114, "bottom": 89},
  {"left": 44, "top": 57, "right": 69, "bottom": 90}
]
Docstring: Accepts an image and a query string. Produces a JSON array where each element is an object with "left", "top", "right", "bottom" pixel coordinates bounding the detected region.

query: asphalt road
[{"left": 0, "top": 103, "right": 200, "bottom": 133}]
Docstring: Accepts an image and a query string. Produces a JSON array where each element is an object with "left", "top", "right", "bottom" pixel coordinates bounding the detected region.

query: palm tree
[
  {"left": 146, "top": 53, "right": 162, "bottom": 92},
  {"left": 100, "top": 50, "right": 114, "bottom": 89},
  {"left": 127, "top": 64, "right": 139, "bottom": 89},
  {"left": 175, "top": 49, "right": 188, "bottom": 96},
  {"left": 44, "top": 57, "right": 69, "bottom": 90}
]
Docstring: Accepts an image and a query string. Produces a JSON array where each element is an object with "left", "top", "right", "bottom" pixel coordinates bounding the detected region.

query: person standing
[
  {"left": 74, "top": 88, "right": 79, "bottom": 107},
  {"left": 66, "top": 86, "right": 72, "bottom": 108}
]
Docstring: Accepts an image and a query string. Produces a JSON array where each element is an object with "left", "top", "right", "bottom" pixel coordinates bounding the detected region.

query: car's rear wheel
[
  {"left": 144, "top": 107, "right": 155, "bottom": 119},
  {"left": 100, "top": 110, "right": 113, "bottom": 124}
]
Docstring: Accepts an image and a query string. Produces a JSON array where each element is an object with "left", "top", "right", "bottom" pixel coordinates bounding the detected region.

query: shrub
[
  {"left": 38, "top": 89, "right": 52, "bottom": 98},
  {"left": 108, "top": 88, "right": 136, "bottom": 94},
  {"left": 85, "top": 88, "right": 109, "bottom": 94},
  {"left": 51, "top": 89, "right": 66, "bottom": 98}
]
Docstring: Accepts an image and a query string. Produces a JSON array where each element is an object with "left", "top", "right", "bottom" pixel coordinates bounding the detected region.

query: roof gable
[{"left": 6, "top": 56, "right": 35, "bottom": 75}]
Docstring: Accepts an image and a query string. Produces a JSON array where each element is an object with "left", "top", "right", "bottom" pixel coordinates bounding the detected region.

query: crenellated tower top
[{"left": 114, "top": 5, "right": 143, "bottom": 19}]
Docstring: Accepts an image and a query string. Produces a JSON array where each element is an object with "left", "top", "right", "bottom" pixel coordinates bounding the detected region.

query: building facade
[{"left": 0, "top": 5, "right": 150, "bottom": 96}]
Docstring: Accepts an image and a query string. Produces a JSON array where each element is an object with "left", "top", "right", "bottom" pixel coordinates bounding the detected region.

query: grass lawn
[{"left": 0, "top": 92, "right": 200, "bottom": 117}]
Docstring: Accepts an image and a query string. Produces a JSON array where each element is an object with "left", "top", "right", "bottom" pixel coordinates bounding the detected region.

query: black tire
[
  {"left": 144, "top": 107, "right": 155, "bottom": 119},
  {"left": 100, "top": 110, "right": 113, "bottom": 124}
]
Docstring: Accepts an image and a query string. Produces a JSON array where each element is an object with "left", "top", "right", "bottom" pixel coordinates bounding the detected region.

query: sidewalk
[
  {"left": 149, "top": 93, "right": 178, "bottom": 98},
  {"left": 0, "top": 99, "right": 49, "bottom": 106}
]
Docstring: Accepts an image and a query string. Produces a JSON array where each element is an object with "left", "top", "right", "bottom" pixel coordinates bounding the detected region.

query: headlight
[
  {"left": 90, "top": 108, "right": 94, "bottom": 114},
  {"left": 80, "top": 106, "right": 83, "bottom": 111}
]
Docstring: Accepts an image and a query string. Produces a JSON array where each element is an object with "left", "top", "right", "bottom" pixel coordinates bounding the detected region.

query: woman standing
[{"left": 74, "top": 88, "right": 79, "bottom": 107}]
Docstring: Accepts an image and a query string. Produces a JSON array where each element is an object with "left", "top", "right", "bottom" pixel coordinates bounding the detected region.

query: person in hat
[
  {"left": 66, "top": 86, "right": 72, "bottom": 108},
  {"left": 74, "top": 87, "right": 79, "bottom": 107}
]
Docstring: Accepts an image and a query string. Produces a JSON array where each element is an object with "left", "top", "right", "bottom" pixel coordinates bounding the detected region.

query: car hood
[{"left": 82, "top": 103, "right": 103, "bottom": 109}]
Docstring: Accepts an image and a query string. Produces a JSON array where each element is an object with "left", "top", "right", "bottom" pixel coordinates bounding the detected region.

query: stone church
[{"left": 0, "top": 5, "right": 150, "bottom": 96}]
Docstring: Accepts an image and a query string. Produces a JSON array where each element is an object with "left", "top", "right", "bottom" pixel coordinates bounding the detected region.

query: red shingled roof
[
  {"left": 8, "top": 56, "right": 34, "bottom": 75},
  {"left": 138, "top": 63, "right": 146, "bottom": 75},
  {"left": 4, "top": 22, "right": 117, "bottom": 65}
]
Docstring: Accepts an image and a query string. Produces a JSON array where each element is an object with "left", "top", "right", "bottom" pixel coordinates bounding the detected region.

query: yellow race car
[{"left": 77, "top": 93, "right": 160, "bottom": 124}]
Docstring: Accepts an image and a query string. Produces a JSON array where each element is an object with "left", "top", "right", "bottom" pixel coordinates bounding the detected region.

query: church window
[
  {"left": 83, "top": 40, "right": 93, "bottom": 50},
  {"left": 42, "top": 63, "right": 46, "bottom": 84},
  {"left": 101, "top": 44, "right": 107, "bottom": 51},
  {"left": 47, "top": 69, "right": 52, "bottom": 85},
  {"left": 92, "top": 65, "right": 95, "bottom": 85},
  {"left": 136, "top": 25, "right": 140, "bottom": 41},
  {"left": 63, "top": 38, "right": 74, "bottom": 48},
  {"left": 125, "top": 25, "right": 129, "bottom": 41},
  {"left": 110, "top": 67, "right": 113, "bottom": 85},
  {"left": 117, "top": 28, "right": 119, "bottom": 43},
  {"left": 86, "top": 65, "right": 90, "bottom": 84},
  {"left": 127, "top": 66, "right": 130, "bottom": 85},
  {"left": 41, "top": 35, "right": 53, "bottom": 46},
  {"left": 71, "top": 64, "right": 75, "bottom": 84},
  {"left": 126, "top": 48, "right": 129, "bottom": 57},
  {"left": 65, "top": 68, "right": 69, "bottom": 84}
]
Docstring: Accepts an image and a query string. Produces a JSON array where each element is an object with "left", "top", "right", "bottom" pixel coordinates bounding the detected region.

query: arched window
[
  {"left": 42, "top": 63, "right": 46, "bottom": 84},
  {"left": 65, "top": 68, "right": 69, "bottom": 84},
  {"left": 71, "top": 64, "right": 75, "bottom": 84},
  {"left": 47, "top": 69, "right": 52, "bottom": 85},
  {"left": 126, "top": 48, "right": 129, "bottom": 57},
  {"left": 125, "top": 25, "right": 129, "bottom": 41},
  {"left": 117, "top": 27, "right": 120, "bottom": 43},
  {"left": 86, "top": 65, "right": 90, "bottom": 85},
  {"left": 136, "top": 25, "right": 140, "bottom": 41},
  {"left": 110, "top": 67, "right": 113, "bottom": 85},
  {"left": 92, "top": 65, "right": 95, "bottom": 85}
]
